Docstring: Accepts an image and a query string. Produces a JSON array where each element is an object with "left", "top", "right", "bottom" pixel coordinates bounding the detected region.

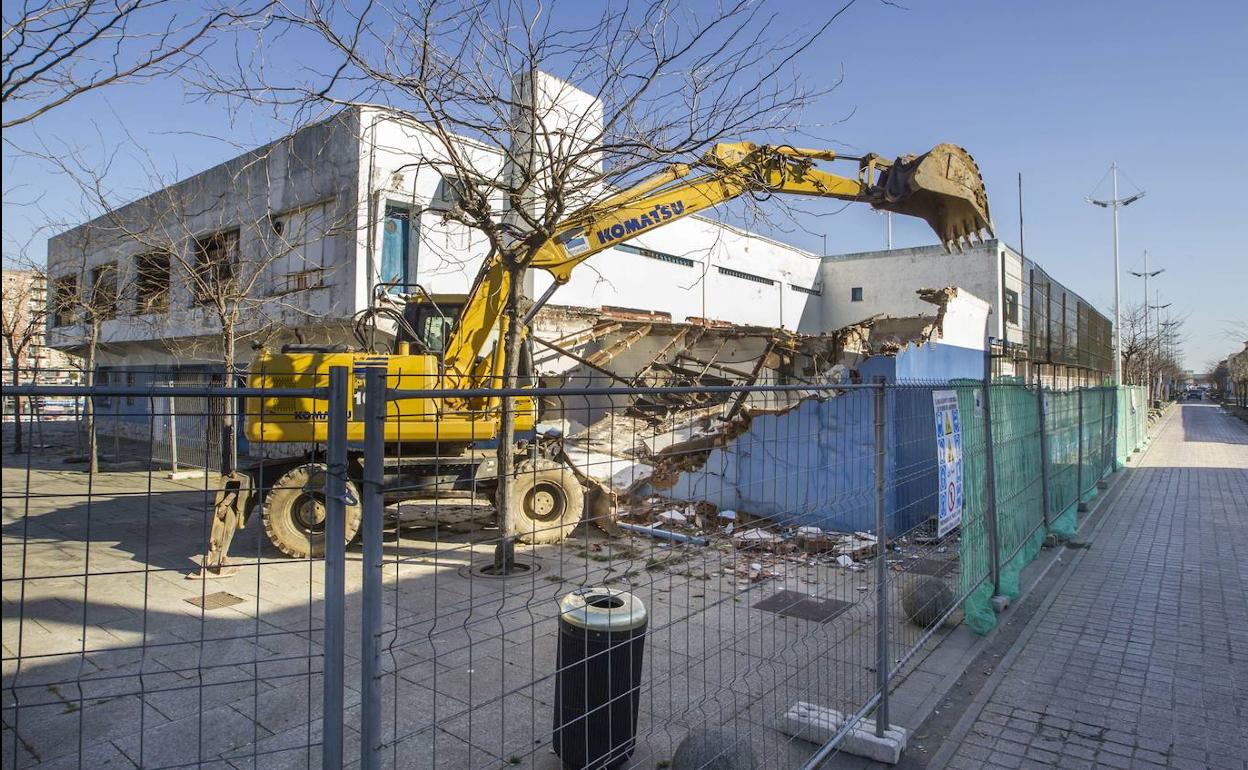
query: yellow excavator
[{"left": 236, "top": 141, "right": 992, "bottom": 559}]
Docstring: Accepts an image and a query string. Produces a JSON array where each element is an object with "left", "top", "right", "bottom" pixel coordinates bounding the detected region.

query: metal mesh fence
[{"left": 2, "top": 370, "right": 1146, "bottom": 769}]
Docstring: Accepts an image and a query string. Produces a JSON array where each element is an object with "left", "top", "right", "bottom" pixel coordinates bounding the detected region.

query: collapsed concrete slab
[{"left": 538, "top": 287, "right": 990, "bottom": 536}]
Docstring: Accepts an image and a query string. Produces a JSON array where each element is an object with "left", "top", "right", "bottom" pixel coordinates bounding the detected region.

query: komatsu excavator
[{"left": 231, "top": 141, "right": 992, "bottom": 560}]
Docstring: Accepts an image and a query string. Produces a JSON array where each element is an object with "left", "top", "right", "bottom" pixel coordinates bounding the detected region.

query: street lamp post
[
  {"left": 1089, "top": 163, "right": 1145, "bottom": 386},
  {"left": 1151, "top": 295, "right": 1173, "bottom": 401},
  {"left": 1129, "top": 250, "right": 1164, "bottom": 399}
]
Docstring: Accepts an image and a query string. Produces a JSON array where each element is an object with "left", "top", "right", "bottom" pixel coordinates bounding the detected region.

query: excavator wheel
[
  {"left": 510, "top": 458, "right": 585, "bottom": 544},
  {"left": 263, "top": 463, "right": 362, "bottom": 558}
]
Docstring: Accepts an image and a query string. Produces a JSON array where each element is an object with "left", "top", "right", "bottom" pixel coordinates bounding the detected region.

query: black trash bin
[{"left": 553, "top": 587, "right": 648, "bottom": 770}]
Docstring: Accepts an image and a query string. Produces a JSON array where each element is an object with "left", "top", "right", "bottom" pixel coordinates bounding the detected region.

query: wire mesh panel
[
  {"left": 364, "top": 375, "right": 897, "bottom": 769},
  {"left": 2, "top": 368, "right": 1154, "bottom": 768},
  {"left": 2, "top": 374, "right": 332, "bottom": 769}
]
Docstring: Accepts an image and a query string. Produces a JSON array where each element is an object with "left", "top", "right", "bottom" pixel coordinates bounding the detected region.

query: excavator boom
[{"left": 442, "top": 141, "right": 992, "bottom": 388}]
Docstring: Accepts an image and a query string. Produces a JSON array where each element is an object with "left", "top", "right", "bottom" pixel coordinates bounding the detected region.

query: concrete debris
[
  {"left": 657, "top": 509, "right": 688, "bottom": 524},
  {"left": 736, "top": 528, "right": 781, "bottom": 544}
]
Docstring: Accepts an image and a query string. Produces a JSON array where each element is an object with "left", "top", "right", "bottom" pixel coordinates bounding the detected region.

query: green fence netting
[
  {"left": 1116, "top": 385, "right": 1149, "bottom": 465},
  {"left": 960, "top": 384, "right": 1122, "bottom": 635}
]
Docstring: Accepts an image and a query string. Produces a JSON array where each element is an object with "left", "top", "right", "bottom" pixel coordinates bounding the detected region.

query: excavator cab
[{"left": 399, "top": 293, "right": 466, "bottom": 354}]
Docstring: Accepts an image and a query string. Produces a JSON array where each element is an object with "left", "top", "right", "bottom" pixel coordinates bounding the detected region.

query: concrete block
[
  {"left": 1097, "top": 479, "right": 1109, "bottom": 490},
  {"left": 991, "top": 595, "right": 1011, "bottom": 613},
  {"left": 781, "top": 701, "right": 908, "bottom": 764},
  {"left": 1078, "top": 501, "right": 1091, "bottom": 512}
]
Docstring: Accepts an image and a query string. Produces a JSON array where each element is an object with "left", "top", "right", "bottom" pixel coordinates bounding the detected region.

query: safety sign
[{"left": 932, "top": 389, "right": 963, "bottom": 537}]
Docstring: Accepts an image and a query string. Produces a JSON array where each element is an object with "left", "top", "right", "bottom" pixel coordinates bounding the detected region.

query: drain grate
[
  {"left": 906, "top": 557, "right": 958, "bottom": 577},
  {"left": 186, "top": 591, "right": 246, "bottom": 610},
  {"left": 753, "top": 590, "right": 851, "bottom": 623}
]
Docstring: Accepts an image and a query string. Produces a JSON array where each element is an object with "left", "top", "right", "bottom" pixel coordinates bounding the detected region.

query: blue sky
[{"left": 4, "top": 0, "right": 1245, "bottom": 368}]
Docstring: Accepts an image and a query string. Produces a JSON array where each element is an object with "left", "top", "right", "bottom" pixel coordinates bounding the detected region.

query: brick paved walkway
[{"left": 941, "top": 403, "right": 1248, "bottom": 770}]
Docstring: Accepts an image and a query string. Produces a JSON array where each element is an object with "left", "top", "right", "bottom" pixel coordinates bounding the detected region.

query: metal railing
[{"left": 1, "top": 369, "right": 1133, "bottom": 769}]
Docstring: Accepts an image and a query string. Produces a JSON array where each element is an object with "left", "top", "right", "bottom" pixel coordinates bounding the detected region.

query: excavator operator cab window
[{"left": 401, "top": 301, "right": 465, "bottom": 354}]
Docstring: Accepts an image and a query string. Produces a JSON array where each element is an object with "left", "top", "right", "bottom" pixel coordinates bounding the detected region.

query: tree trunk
[
  {"left": 493, "top": 262, "right": 524, "bottom": 571},
  {"left": 10, "top": 364, "right": 23, "bottom": 454},
  {"left": 85, "top": 326, "right": 99, "bottom": 474}
]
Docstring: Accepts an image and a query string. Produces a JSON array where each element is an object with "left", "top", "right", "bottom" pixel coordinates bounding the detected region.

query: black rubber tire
[
  {"left": 508, "top": 459, "right": 584, "bottom": 544},
  {"left": 262, "top": 463, "right": 362, "bottom": 558}
]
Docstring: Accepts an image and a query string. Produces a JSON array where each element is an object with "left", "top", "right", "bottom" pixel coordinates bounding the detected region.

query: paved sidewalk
[{"left": 939, "top": 404, "right": 1248, "bottom": 770}]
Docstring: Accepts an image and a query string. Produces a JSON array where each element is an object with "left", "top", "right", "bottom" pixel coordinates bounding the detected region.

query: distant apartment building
[{"left": 2, "top": 269, "right": 78, "bottom": 383}]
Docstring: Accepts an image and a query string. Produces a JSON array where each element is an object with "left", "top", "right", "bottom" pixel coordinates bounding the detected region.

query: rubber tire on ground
[
  {"left": 262, "top": 463, "right": 362, "bottom": 558},
  {"left": 508, "top": 458, "right": 584, "bottom": 544}
]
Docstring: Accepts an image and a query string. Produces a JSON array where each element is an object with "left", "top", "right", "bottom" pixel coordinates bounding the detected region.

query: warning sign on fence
[{"left": 933, "top": 389, "right": 963, "bottom": 537}]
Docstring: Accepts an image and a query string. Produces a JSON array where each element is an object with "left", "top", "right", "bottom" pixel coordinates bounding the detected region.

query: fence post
[
  {"left": 113, "top": 395, "right": 120, "bottom": 459},
  {"left": 360, "top": 366, "right": 386, "bottom": 770},
  {"left": 873, "top": 380, "right": 890, "bottom": 736},
  {"left": 1076, "top": 388, "right": 1085, "bottom": 509},
  {"left": 1036, "top": 387, "right": 1051, "bottom": 530},
  {"left": 322, "top": 367, "right": 349, "bottom": 770},
  {"left": 982, "top": 340, "right": 1002, "bottom": 597},
  {"left": 167, "top": 389, "right": 179, "bottom": 473}
]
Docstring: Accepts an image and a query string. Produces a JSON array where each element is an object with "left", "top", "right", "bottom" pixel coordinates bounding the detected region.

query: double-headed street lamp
[
  {"left": 1129, "top": 250, "right": 1164, "bottom": 395},
  {"left": 1088, "top": 162, "right": 1145, "bottom": 385}
]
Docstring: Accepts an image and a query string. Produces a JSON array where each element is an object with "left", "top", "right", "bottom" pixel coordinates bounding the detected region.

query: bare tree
[
  {"left": 44, "top": 216, "right": 132, "bottom": 472},
  {"left": 199, "top": 0, "right": 859, "bottom": 565},
  {"left": 2, "top": 0, "right": 273, "bottom": 128},
  {"left": 47, "top": 127, "right": 359, "bottom": 479},
  {"left": 1, "top": 260, "right": 48, "bottom": 451}
]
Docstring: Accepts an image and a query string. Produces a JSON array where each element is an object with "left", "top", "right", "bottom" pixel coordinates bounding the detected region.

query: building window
[
  {"left": 615, "top": 243, "right": 695, "bottom": 268},
  {"left": 52, "top": 275, "right": 76, "bottom": 327},
  {"left": 790, "top": 284, "right": 821, "bottom": 296},
  {"left": 96, "top": 368, "right": 111, "bottom": 407},
  {"left": 717, "top": 266, "right": 775, "bottom": 285},
  {"left": 135, "top": 251, "right": 171, "bottom": 314},
  {"left": 193, "top": 229, "right": 240, "bottom": 304},
  {"left": 381, "top": 205, "right": 411, "bottom": 293},
  {"left": 429, "top": 175, "right": 470, "bottom": 212},
  {"left": 91, "top": 262, "right": 119, "bottom": 320},
  {"left": 125, "top": 371, "right": 136, "bottom": 405},
  {"left": 851, "top": 286, "right": 864, "bottom": 302},
  {"left": 1004, "top": 288, "right": 1019, "bottom": 325}
]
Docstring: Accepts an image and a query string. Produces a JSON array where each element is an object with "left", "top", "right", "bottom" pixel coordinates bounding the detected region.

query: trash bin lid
[{"left": 558, "top": 587, "right": 647, "bottom": 632}]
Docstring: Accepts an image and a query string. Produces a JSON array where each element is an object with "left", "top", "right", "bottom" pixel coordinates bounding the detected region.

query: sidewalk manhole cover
[
  {"left": 186, "top": 591, "right": 246, "bottom": 610},
  {"left": 753, "top": 590, "right": 850, "bottom": 623}
]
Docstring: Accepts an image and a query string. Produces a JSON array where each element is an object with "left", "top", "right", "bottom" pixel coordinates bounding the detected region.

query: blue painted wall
[{"left": 651, "top": 340, "right": 984, "bottom": 536}]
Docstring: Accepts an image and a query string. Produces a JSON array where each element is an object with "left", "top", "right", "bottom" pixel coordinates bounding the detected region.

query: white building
[
  {"left": 45, "top": 100, "right": 826, "bottom": 374},
  {"left": 816, "top": 240, "right": 1114, "bottom": 385}
]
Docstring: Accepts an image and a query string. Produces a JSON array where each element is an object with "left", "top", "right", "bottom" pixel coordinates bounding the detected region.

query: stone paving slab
[
  {"left": 3, "top": 424, "right": 957, "bottom": 769},
  {"left": 938, "top": 404, "right": 1248, "bottom": 770}
]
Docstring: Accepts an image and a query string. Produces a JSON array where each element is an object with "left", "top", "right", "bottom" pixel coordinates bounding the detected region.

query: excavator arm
[{"left": 442, "top": 141, "right": 992, "bottom": 388}]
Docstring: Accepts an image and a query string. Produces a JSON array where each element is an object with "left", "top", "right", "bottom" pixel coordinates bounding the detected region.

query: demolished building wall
[{"left": 551, "top": 287, "right": 990, "bottom": 537}]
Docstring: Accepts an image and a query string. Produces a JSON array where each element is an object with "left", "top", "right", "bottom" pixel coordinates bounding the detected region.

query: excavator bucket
[{"left": 874, "top": 143, "right": 993, "bottom": 253}]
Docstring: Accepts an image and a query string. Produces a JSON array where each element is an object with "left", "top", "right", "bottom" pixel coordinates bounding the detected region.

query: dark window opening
[
  {"left": 429, "top": 175, "right": 470, "bottom": 212},
  {"left": 135, "top": 251, "right": 171, "bottom": 314},
  {"left": 851, "top": 286, "right": 864, "bottom": 302},
  {"left": 193, "top": 230, "right": 240, "bottom": 304},
  {"left": 125, "top": 371, "right": 136, "bottom": 405},
  {"left": 717, "top": 265, "right": 774, "bottom": 285},
  {"left": 1004, "top": 288, "right": 1019, "bottom": 325},
  {"left": 615, "top": 243, "right": 695, "bottom": 268},
  {"left": 53, "top": 275, "right": 76, "bottom": 327},
  {"left": 91, "top": 262, "right": 118, "bottom": 320}
]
